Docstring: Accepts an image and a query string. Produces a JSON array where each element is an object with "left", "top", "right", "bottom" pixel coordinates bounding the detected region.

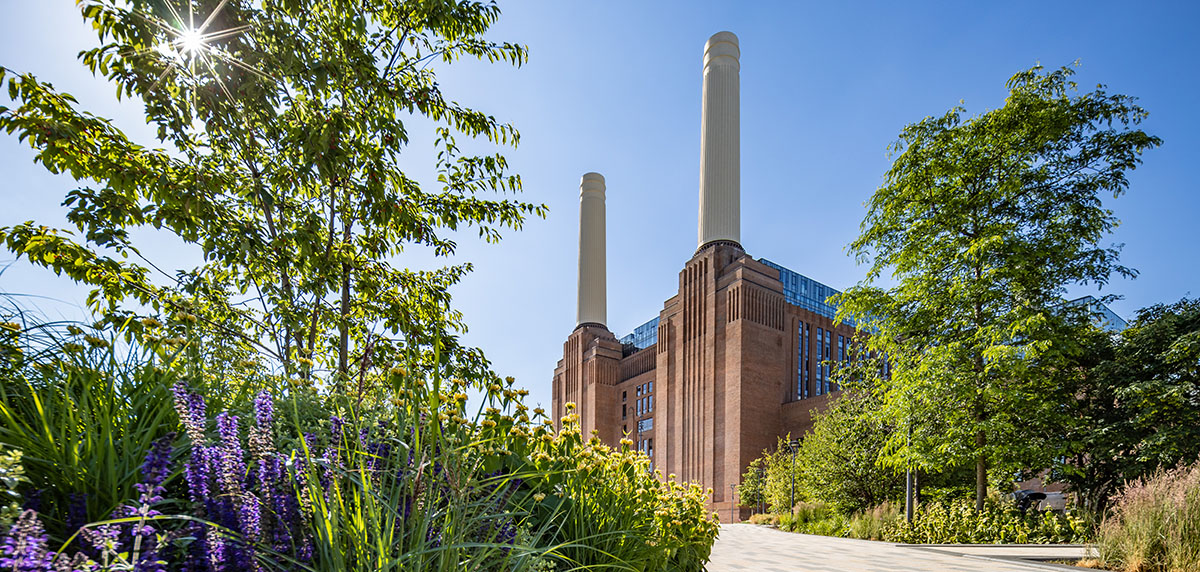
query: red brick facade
[{"left": 552, "top": 242, "right": 855, "bottom": 521}]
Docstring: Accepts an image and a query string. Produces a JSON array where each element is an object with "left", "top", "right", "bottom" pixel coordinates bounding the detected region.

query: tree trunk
[
  {"left": 338, "top": 262, "right": 350, "bottom": 377},
  {"left": 975, "top": 429, "right": 987, "bottom": 512}
]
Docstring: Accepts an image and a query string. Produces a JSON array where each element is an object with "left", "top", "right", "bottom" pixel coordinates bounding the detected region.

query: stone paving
[{"left": 706, "top": 524, "right": 1091, "bottom": 572}]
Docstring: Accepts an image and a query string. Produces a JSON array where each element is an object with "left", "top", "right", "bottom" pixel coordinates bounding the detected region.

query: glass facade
[
  {"left": 1063, "top": 296, "right": 1128, "bottom": 333},
  {"left": 618, "top": 317, "right": 660, "bottom": 350},
  {"left": 760, "top": 259, "right": 854, "bottom": 327}
]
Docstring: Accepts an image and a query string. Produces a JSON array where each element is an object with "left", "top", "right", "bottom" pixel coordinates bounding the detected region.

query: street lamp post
[
  {"left": 756, "top": 466, "right": 766, "bottom": 515},
  {"left": 729, "top": 483, "right": 738, "bottom": 523},
  {"left": 788, "top": 438, "right": 800, "bottom": 511}
]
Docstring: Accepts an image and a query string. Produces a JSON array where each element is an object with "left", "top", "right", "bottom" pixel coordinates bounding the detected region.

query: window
[
  {"left": 823, "top": 329, "right": 832, "bottom": 394},
  {"left": 648, "top": 394, "right": 653, "bottom": 412},
  {"left": 816, "top": 328, "right": 824, "bottom": 396},
  {"left": 622, "top": 391, "right": 627, "bottom": 402},
  {"left": 804, "top": 324, "right": 811, "bottom": 398},
  {"left": 622, "top": 404, "right": 627, "bottom": 420},
  {"left": 648, "top": 381, "right": 653, "bottom": 393},
  {"left": 797, "top": 322, "right": 810, "bottom": 400},
  {"left": 637, "top": 418, "right": 653, "bottom": 433}
]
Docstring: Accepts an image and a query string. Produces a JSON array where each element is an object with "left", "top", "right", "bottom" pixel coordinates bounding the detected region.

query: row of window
[
  {"left": 636, "top": 394, "right": 653, "bottom": 416},
  {"left": 796, "top": 324, "right": 850, "bottom": 400}
]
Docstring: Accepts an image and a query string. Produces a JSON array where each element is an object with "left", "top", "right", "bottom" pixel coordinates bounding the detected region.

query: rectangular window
[
  {"left": 796, "top": 323, "right": 805, "bottom": 400},
  {"left": 823, "top": 330, "right": 832, "bottom": 394},
  {"left": 638, "top": 418, "right": 653, "bottom": 433},
  {"left": 622, "top": 391, "right": 627, "bottom": 402},
  {"left": 648, "top": 381, "right": 653, "bottom": 393},
  {"left": 649, "top": 394, "right": 653, "bottom": 412},
  {"left": 806, "top": 323, "right": 816, "bottom": 398},
  {"left": 816, "top": 328, "right": 824, "bottom": 395},
  {"left": 622, "top": 404, "right": 627, "bottom": 420}
]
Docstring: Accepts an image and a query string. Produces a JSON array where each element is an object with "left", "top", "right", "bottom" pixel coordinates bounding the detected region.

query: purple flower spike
[
  {"left": 0, "top": 510, "right": 55, "bottom": 571},
  {"left": 253, "top": 391, "right": 273, "bottom": 428},
  {"left": 172, "top": 382, "right": 208, "bottom": 445},
  {"left": 216, "top": 413, "right": 246, "bottom": 495}
]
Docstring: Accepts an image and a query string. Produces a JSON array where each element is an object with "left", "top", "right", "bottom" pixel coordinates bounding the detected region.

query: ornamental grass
[
  {"left": 1096, "top": 462, "right": 1200, "bottom": 572},
  {"left": 0, "top": 309, "right": 719, "bottom": 571}
]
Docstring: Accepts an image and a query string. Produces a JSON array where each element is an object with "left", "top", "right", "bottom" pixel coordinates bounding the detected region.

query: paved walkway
[{"left": 707, "top": 524, "right": 1092, "bottom": 572}]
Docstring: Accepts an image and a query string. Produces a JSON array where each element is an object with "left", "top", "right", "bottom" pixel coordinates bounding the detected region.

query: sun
[{"left": 178, "top": 29, "right": 206, "bottom": 57}]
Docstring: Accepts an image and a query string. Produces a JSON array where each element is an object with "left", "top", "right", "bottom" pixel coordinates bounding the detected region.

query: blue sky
[{"left": 2, "top": 1, "right": 1197, "bottom": 410}]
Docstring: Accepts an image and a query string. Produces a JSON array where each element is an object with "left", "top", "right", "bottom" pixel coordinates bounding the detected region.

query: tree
[
  {"left": 795, "top": 391, "right": 903, "bottom": 514},
  {"left": 0, "top": 0, "right": 544, "bottom": 386},
  {"left": 737, "top": 455, "right": 768, "bottom": 512},
  {"left": 1055, "top": 298, "right": 1200, "bottom": 511},
  {"left": 834, "top": 64, "right": 1161, "bottom": 511}
]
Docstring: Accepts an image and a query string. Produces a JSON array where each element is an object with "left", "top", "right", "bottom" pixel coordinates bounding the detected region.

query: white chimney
[
  {"left": 577, "top": 172, "right": 607, "bottom": 327},
  {"left": 697, "top": 31, "right": 740, "bottom": 250}
]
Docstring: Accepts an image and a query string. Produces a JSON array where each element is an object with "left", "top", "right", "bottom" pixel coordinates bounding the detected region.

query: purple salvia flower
[
  {"left": 172, "top": 382, "right": 207, "bottom": 445},
  {"left": 249, "top": 391, "right": 278, "bottom": 554},
  {"left": 237, "top": 492, "right": 262, "bottom": 571},
  {"left": 185, "top": 445, "right": 212, "bottom": 504},
  {"left": 329, "top": 416, "right": 344, "bottom": 448},
  {"left": 135, "top": 432, "right": 175, "bottom": 504},
  {"left": 0, "top": 510, "right": 56, "bottom": 571},
  {"left": 215, "top": 413, "right": 256, "bottom": 569},
  {"left": 216, "top": 413, "right": 245, "bottom": 496}
]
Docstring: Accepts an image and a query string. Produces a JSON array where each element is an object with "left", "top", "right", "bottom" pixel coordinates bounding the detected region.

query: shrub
[
  {"left": 1096, "top": 462, "right": 1200, "bottom": 572},
  {"left": 883, "top": 498, "right": 1090, "bottom": 544},
  {"left": 769, "top": 502, "right": 899, "bottom": 541},
  {"left": 747, "top": 513, "right": 778, "bottom": 526},
  {"left": 845, "top": 502, "right": 902, "bottom": 541}
]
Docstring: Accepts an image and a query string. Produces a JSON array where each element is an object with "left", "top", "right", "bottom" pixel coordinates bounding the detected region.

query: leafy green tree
[
  {"left": 0, "top": 0, "right": 544, "bottom": 385},
  {"left": 738, "top": 455, "right": 769, "bottom": 511},
  {"left": 795, "top": 391, "right": 903, "bottom": 514},
  {"left": 1056, "top": 298, "right": 1200, "bottom": 511},
  {"left": 834, "top": 64, "right": 1161, "bottom": 511}
]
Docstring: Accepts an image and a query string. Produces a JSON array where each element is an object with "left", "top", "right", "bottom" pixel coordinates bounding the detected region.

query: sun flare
[{"left": 178, "top": 29, "right": 205, "bottom": 56}]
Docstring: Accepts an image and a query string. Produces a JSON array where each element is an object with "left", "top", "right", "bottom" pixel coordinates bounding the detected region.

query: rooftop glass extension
[
  {"left": 618, "top": 316, "right": 659, "bottom": 350},
  {"left": 617, "top": 261, "right": 855, "bottom": 346},
  {"left": 759, "top": 259, "right": 854, "bottom": 327}
]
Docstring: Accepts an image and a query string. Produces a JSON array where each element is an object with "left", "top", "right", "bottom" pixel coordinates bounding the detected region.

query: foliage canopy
[
  {"left": 0, "top": 0, "right": 546, "bottom": 384},
  {"left": 833, "top": 64, "right": 1161, "bottom": 509}
]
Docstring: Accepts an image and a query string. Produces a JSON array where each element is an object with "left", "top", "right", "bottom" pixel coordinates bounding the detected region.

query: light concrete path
[{"left": 707, "top": 524, "right": 1089, "bottom": 572}]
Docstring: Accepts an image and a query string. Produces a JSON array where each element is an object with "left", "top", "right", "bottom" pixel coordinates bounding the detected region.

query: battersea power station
[{"left": 551, "top": 31, "right": 857, "bottom": 520}]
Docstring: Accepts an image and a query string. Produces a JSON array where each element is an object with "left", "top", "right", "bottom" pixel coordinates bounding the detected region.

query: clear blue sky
[{"left": 2, "top": 1, "right": 1197, "bottom": 410}]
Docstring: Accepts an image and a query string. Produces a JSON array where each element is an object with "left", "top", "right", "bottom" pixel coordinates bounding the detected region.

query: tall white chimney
[
  {"left": 697, "top": 31, "right": 740, "bottom": 250},
  {"left": 577, "top": 172, "right": 607, "bottom": 328}
]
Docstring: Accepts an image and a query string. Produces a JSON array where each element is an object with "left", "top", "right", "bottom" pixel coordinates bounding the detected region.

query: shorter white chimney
[{"left": 577, "top": 172, "right": 607, "bottom": 327}]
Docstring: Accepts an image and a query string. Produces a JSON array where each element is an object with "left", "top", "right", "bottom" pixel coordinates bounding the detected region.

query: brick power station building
[{"left": 551, "top": 32, "right": 857, "bottom": 521}]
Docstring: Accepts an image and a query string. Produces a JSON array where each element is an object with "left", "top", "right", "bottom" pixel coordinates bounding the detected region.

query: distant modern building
[
  {"left": 551, "top": 32, "right": 856, "bottom": 521},
  {"left": 1065, "top": 295, "right": 1128, "bottom": 333}
]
